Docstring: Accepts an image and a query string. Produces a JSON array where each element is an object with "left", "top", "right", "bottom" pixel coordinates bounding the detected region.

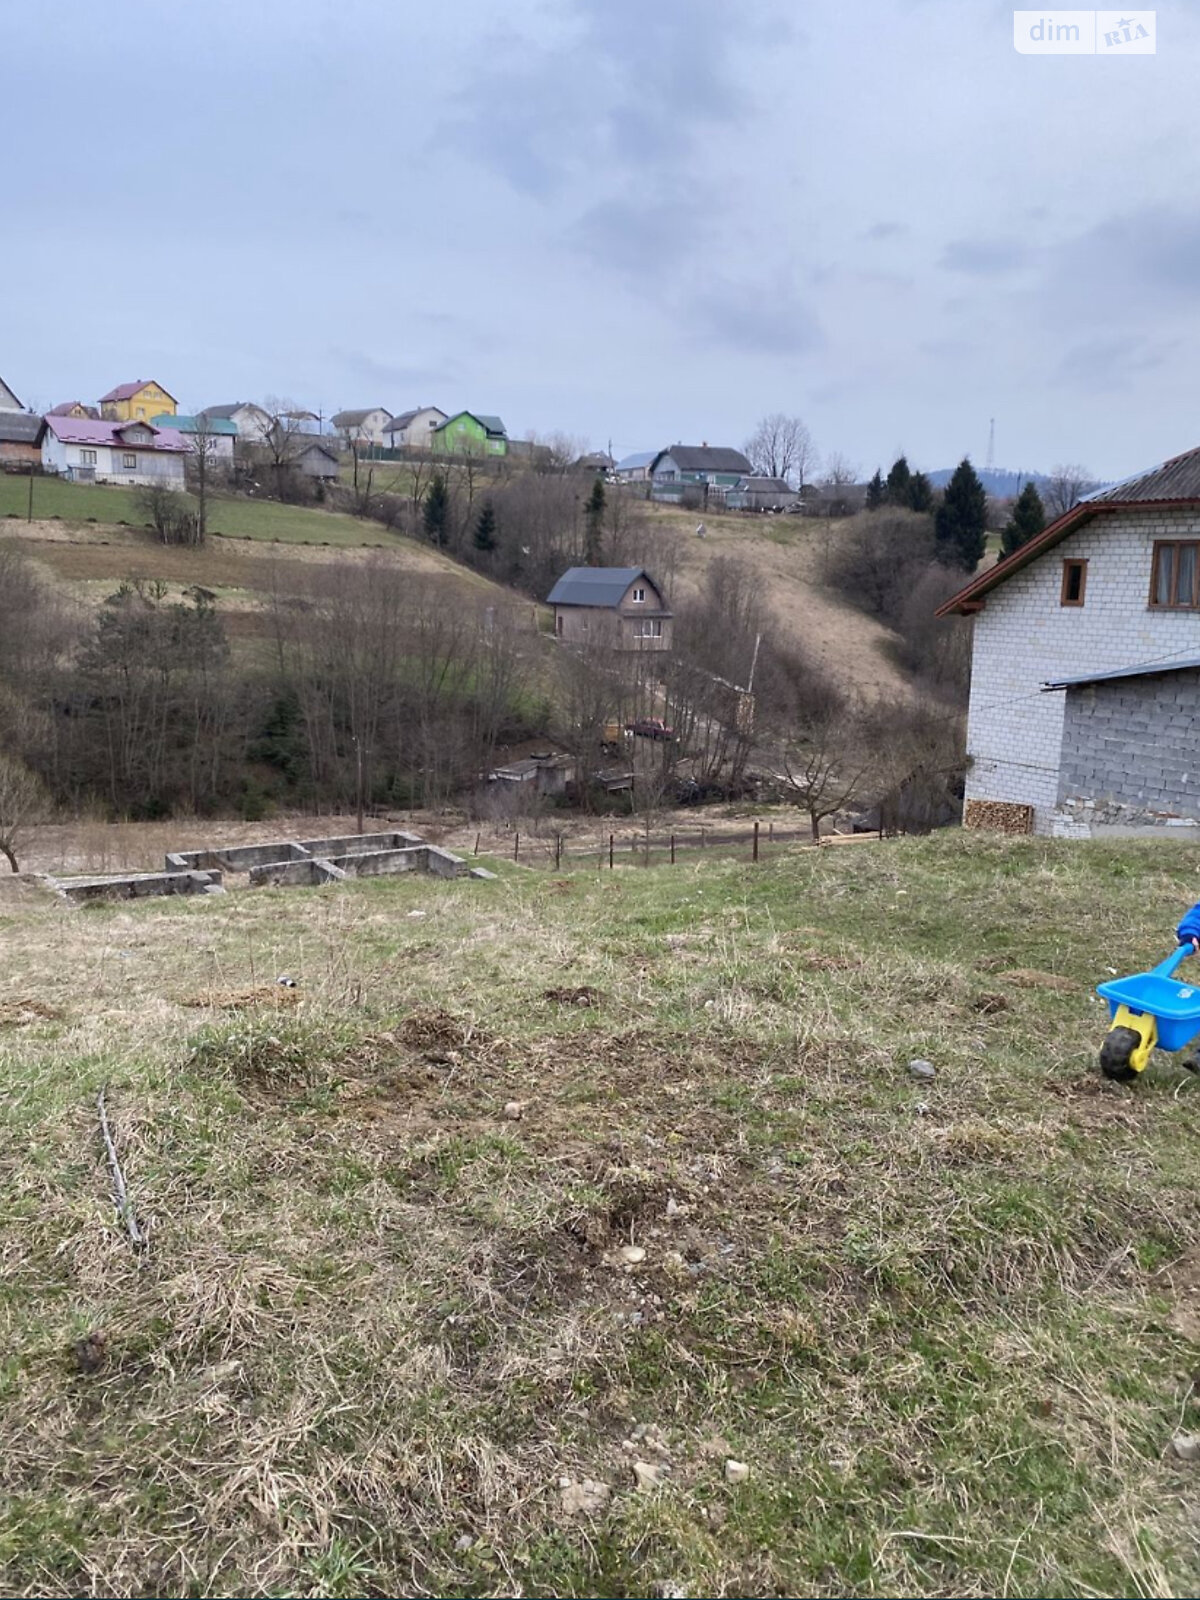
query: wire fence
[{"left": 473, "top": 818, "right": 883, "bottom": 871}]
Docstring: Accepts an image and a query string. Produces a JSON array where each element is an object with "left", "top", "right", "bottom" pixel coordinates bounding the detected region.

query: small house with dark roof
[
  {"left": 331, "top": 407, "right": 392, "bottom": 448},
  {"left": 547, "top": 566, "right": 673, "bottom": 652},
  {"left": 0, "top": 411, "right": 46, "bottom": 467},
  {"left": 650, "top": 445, "right": 753, "bottom": 486},
  {"left": 385, "top": 406, "right": 447, "bottom": 449},
  {"left": 938, "top": 444, "right": 1200, "bottom": 837},
  {"left": 48, "top": 401, "right": 99, "bottom": 420}
]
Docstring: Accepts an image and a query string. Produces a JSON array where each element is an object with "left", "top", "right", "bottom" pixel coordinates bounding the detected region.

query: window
[
  {"left": 1151, "top": 541, "right": 1200, "bottom": 610},
  {"left": 639, "top": 619, "right": 662, "bottom": 638},
  {"left": 122, "top": 452, "right": 137, "bottom": 469},
  {"left": 80, "top": 449, "right": 96, "bottom": 465},
  {"left": 1060, "top": 558, "right": 1087, "bottom": 606},
  {"left": 632, "top": 587, "right": 646, "bottom": 603}
]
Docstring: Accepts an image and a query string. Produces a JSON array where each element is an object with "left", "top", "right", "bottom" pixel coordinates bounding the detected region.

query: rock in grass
[
  {"left": 908, "top": 1059, "right": 936, "bottom": 1081},
  {"left": 724, "top": 1459, "right": 750, "bottom": 1483},
  {"left": 561, "top": 1478, "right": 611, "bottom": 1514},
  {"left": 633, "top": 1460, "right": 667, "bottom": 1490},
  {"left": 503, "top": 1100, "right": 525, "bottom": 1120},
  {"left": 1171, "top": 1433, "right": 1200, "bottom": 1461}
]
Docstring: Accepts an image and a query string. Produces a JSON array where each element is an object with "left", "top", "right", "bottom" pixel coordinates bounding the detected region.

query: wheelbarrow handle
[{"left": 1155, "top": 944, "right": 1197, "bottom": 979}]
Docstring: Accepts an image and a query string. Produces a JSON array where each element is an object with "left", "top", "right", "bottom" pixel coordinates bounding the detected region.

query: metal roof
[
  {"left": 615, "top": 451, "right": 656, "bottom": 472},
  {"left": 331, "top": 408, "right": 391, "bottom": 428},
  {"left": 153, "top": 413, "right": 237, "bottom": 435},
  {"left": 0, "top": 412, "right": 45, "bottom": 444},
  {"left": 98, "top": 379, "right": 177, "bottom": 404},
  {"left": 47, "top": 401, "right": 97, "bottom": 418},
  {"left": 547, "top": 566, "right": 667, "bottom": 608},
  {"left": 652, "top": 445, "right": 753, "bottom": 474},
  {"left": 1084, "top": 446, "right": 1200, "bottom": 505},
  {"left": 198, "top": 403, "right": 262, "bottom": 421},
  {"left": 1043, "top": 656, "right": 1200, "bottom": 690},
  {"left": 43, "top": 415, "right": 188, "bottom": 452}
]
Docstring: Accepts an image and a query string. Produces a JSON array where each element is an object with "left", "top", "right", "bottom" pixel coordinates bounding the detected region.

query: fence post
[
  {"left": 514, "top": 831, "right": 520, "bottom": 861},
  {"left": 753, "top": 819, "right": 759, "bottom": 863},
  {"left": 609, "top": 833, "right": 614, "bottom": 870},
  {"left": 768, "top": 820, "right": 774, "bottom": 842},
  {"left": 670, "top": 834, "right": 675, "bottom": 865},
  {"left": 474, "top": 832, "right": 481, "bottom": 856},
  {"left": 555, "top": 834, "right": 562, "bottom": 870}
]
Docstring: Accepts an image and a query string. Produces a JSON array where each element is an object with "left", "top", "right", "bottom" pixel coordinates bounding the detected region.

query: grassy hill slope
[{"left": 3, "top": 832, "right": 1200, "bottom": 1596}]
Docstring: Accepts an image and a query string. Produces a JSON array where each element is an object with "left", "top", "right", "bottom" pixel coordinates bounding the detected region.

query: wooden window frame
[
  {"left": 1150, "top": 540, "right": 1200, "bottom": 611},
  {"left": 1060, "top": 557, "right": 1088, "bottom": 607},
  {"left": 632, "top": 587, "right": 646, "bottom": 603},
  {"left": 122, "top": 452, "right": 137, "bottom": 469}
]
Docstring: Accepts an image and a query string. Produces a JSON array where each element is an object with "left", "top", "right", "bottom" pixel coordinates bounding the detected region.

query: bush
[{"left": 134, "top": 483, "right": 202, "bottom": 546}]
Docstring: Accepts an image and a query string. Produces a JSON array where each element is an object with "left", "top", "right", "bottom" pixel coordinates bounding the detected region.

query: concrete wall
[
  {"left": 1057, "top": 667, "right": 1200, "bottom": 826},
  {"left": 54, "top": 869, "right": 222, "bottom": 903},
  {"left": 964, "top": 508, "right": 1200, "bottom": 833}
]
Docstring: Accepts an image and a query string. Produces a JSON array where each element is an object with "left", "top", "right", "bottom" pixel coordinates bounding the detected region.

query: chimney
[{"left": 701, "top": 440, "right": 708, "bottom": 448}]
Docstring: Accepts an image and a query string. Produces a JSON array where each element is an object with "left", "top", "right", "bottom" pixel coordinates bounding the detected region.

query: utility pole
[{"left": 26, "top": 464, "right": 34, "bottom": 523}]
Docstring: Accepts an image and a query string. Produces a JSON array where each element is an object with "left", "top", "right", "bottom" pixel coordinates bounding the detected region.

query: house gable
[{"left": 0, "top": 375, "right": 24, "bottom": 411}]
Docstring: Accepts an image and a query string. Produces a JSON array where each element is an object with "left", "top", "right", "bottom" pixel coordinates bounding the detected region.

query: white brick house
[{"left": 939, "top": 451, "right": 1200, "bottom": 837}]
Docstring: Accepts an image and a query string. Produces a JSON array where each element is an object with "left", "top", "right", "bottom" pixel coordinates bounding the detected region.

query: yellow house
[{"left": 98, "top": 379, "right": 178, "bottom": 422}]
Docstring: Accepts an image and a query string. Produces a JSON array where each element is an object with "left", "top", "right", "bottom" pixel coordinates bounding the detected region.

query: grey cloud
[
  {"left": 570, "top": 192, "right": 713, "bottom": 281},
  {"left": 1054, "top": 334, "right": 1170, "bottom": 391},
  {"left": 865, "top": 221, "right": 906, "bottom": 240},
  {"left": 690, "top": 277, "right": 823, "bottom": 356},
  {"left": 941, "top": 238, "right": 1027, "bottom": 275}
]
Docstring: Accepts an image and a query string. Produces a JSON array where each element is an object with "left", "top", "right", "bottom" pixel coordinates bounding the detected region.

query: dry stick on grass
[{"left": 97, "top": 1085, "right": 147, "bottom": 1251}]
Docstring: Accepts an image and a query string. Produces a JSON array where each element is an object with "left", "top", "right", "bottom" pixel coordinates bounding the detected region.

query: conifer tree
[
  {"left": 886, "top": 455, "right": 912, "bottom": 507},
  {"left": 865, "top": 468, "right": 885, "bottom": 510},
  {"left": 473, "top": 499, "right": 497, "bottom": 554},
  {"left": 1000, "top": 481, "right": 1046, "bottom": 558},
  {"left": 423, "top": 473, "right": 449, "bottom": 548},
  {"left": 934, "top": 457, "right": 988, "bottom": 571},
  {"left": 583, "top": 477, "right": 605, "bottom": 565},
  {"left": 908, "top": 471, "right": 934, "bottom": 513}
]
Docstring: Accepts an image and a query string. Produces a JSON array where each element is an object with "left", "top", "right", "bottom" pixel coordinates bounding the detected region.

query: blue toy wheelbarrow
[{"left": 1096, "top": 944, "right": 1200, "bottom": 1080}]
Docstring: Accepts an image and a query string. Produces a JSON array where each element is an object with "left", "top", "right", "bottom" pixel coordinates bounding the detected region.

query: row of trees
[{"left": 863, "top": 455, "right": 987, "bottom": 572}]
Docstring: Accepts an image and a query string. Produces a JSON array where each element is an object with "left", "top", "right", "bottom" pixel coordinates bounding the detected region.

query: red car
[{"left": 625, "top": 716, "right": 676, "bottom": 741}]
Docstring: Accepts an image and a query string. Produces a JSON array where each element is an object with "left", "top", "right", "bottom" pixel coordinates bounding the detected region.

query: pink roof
[
  {"left": 44, "top": 415, "right": 189, "bottom": 453},
  {"left": 48, "top": 401, "right": 95, "bottom": 416}
]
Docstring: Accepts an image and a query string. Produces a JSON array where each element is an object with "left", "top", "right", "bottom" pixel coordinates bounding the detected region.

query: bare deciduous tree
[
  {"left": 745, "top": 413, "right": 818, "bottom": 487},
  {"left": 780, "top": 695, "right": 874, "bottom": 843},
  {"left": 1045, "top": 463, "right": 1096, "bottom": 519},
  {"left": 0, "top": 752, "right": 48, "bottom": 871}
]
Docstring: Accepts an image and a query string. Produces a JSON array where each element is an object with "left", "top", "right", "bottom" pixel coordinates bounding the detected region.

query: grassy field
[
  {"left": 4, "top": 832, "right": 1200, "bottom": 1597},
  {"left": 0, "top": 476, "right": 381, "bottom": 547}
]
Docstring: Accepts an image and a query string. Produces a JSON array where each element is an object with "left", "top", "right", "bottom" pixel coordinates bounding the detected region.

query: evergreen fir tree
[
  {"left": 886, "top": 455, "right": 912, "bottom": 506},
  {"left": 423, "top": 473, "right": 449, "bottom": 547},
  {"left": 999, "top": 481, "right": 1046, "bottom": 559},
  {"left": 473, "top": 499, "right": 497, "bottom": 554},
  {"left": 865, "top": 468, "right": 885, "bottom": 510},
  {"left": 583, "top": 477, "right": 606, "bottom": 565},
  {"left": 907, "top": 471, "right": 934, "bottom": 513},
  {"left": 934, "top": 457, "right": 988, "bottom": 571}
]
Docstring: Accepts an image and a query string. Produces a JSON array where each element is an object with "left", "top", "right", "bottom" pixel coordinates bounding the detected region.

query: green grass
[
  {"left": 0, "top": 476, "right": 386, "bottom": 547},
  {"left": 3, "top": 831, "right": 1200, "bottom": 1596}
]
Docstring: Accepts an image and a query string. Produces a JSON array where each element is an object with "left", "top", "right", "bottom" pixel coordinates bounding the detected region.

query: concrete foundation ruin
[{"left": 47, "top": 830, "right": 470, "bottom": 904}]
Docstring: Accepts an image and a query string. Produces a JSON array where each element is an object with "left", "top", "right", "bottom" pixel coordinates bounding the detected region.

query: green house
[{"left": 432, "top": 411, "right": 508, "bottom": 456}]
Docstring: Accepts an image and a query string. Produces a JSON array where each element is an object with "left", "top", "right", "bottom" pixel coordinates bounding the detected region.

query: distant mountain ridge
[{"left": 925, "top": 466, "right": 1114, "bottom": 498}]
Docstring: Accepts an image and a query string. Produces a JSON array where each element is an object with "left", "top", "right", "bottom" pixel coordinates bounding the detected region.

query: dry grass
[{"left": 3, "top": 832, "right": 1200, "bottom": 1595}]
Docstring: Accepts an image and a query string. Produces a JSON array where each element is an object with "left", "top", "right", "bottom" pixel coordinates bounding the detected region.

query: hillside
[
  {"left": 3, "top": 831, "right": 1200, "bottom": 1596},
  {"left": 642, "top": 501, "right": 911, "bottom": 699},
  {"left": 3, "top": 478, "right": 911, "bottom": 702}
]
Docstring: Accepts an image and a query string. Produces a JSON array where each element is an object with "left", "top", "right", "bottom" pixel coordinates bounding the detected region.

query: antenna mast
[{"left": 985, "top": 417, "right": 996, "bottom": 473}]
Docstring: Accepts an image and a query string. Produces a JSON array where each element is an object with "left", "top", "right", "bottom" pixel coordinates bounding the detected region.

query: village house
[
  {"left": 432, "top": 411, "right": 508, "bottom": 456},
  {"left": 42, "top": 415, "right": 188, "bottom": 487},
  {"left": 290, "top": 437, "right": 340, "bottom": 480},
  {"left": 0, "top": 412, "right": 46, "bottom": 467},
  {"left": 48, "top": 401, "right": 99, "bottom": 420},
  {"left": 384, "top": 406, "right": 447, "bottom": 450},
  {"left": 0, "top": 375, "right": 25, "bottom": 411},
  {"left": 938, "top": 446, "right": 1200, "bottom": 837},
  {"left": 153, "top": 413, "right": 237, "bottom": 462},
  {"left": 199, "top": 402, "right": 272, "bottom": 442},
  {"left": 613, "top": 450, "right": 656, "bottom": 483},
  {"left": 648, "top": 444, "right": 753, "bottom": 503},
  {"left": 331, "top": 408, "right": 392, "bottom": 449},
  {"left": 547, "top": 566, "right": 673, "bottom": 652},
  {"left": 99, "top": 380, "right": 177, "bottom": 422},
  {"left": 725, "top": 476, "right": 799, "bottom": 512}
]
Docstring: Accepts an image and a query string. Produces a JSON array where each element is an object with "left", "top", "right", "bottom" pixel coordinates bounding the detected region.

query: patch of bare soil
[
  {"left": 543, "top": 985, "right": 604, "bottom": 1007},
  {"left": 997, "top": 968, "right": 1077, "bottom": 993},
  {"left": 0, "top": 998, "right": 63, "bottom": 1027}
]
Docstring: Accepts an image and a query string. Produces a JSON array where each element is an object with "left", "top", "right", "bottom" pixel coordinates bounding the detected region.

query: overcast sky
[{"left": 6, "top": 1, "right": 1197, "bottom": 478}]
